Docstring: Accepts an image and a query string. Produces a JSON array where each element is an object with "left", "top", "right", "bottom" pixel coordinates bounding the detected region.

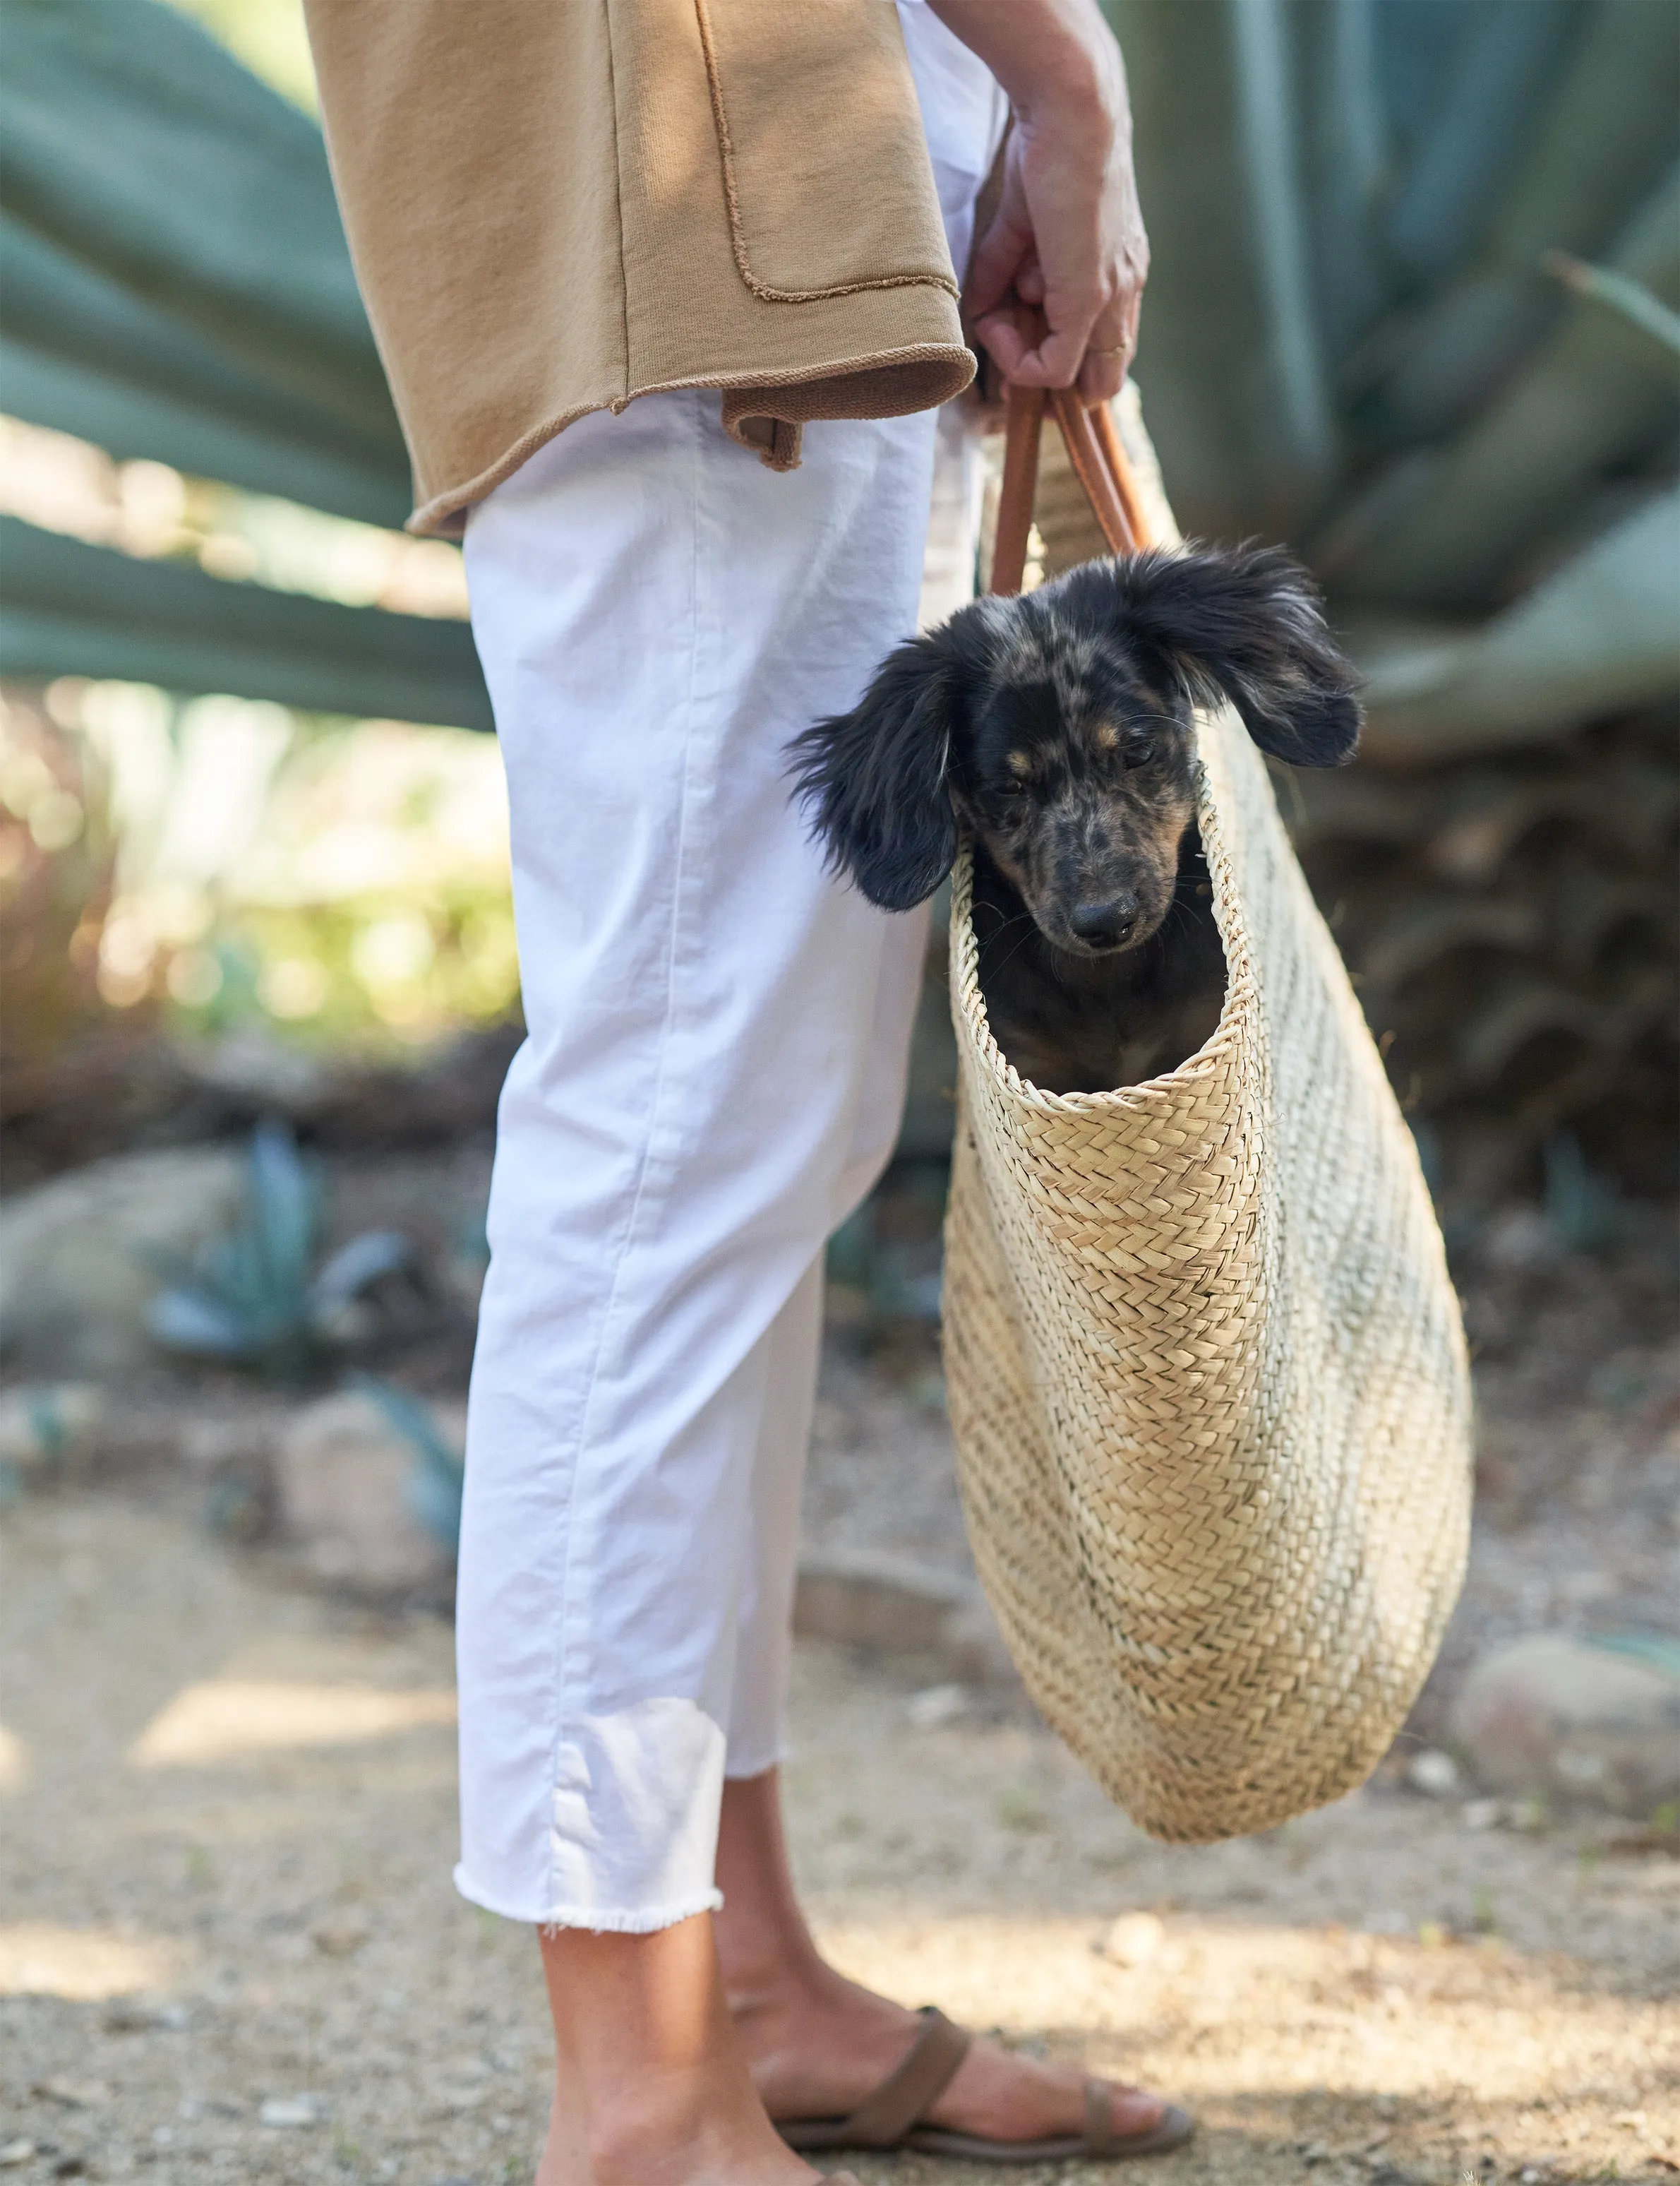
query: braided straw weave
[{"left": 942, "top": 398, "right": 1474, "bottom": 1844}]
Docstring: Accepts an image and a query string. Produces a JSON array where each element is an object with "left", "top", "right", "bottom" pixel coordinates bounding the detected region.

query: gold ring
[{"left": 1086, "top": 345, "right": 1129, "bottom": 358}]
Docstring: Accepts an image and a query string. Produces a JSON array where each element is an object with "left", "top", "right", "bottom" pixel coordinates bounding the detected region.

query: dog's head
[{"left": 791, "top": 542, "right": 1362, "bottom": 956}]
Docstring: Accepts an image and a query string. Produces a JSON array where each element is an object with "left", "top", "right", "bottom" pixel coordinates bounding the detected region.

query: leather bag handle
[{"left": 987, "top": 328, "right": 1157, "bottom": 596}]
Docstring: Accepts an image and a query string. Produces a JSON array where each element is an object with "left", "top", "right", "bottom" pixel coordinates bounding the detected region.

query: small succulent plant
[{"left": 147, "top": 1120, "right": 415, "bottom": 1380}]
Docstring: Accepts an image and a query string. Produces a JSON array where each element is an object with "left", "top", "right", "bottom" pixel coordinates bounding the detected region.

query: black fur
[
  {"left": 788, "top": 640, "right": 961, "bottom": 912},
  {"left": 790, "top": 542, "right": 1362, "bottom": 1095}
]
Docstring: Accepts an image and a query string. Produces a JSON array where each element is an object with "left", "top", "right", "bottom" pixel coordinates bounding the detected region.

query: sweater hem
[{"left": 408, "top": 341, "right": 975, "bottom": 536}]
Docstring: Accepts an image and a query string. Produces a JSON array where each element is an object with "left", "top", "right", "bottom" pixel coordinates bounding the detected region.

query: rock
[
  {"left": 1451, "top": 1633, "right": 1680, "bottom": 1817},
  {"left": 0, "top": 1147, "right": 244, "bottom": 1378},
  {"left": 793, "top": 1549, "right": 1023, "bottom": 1695},
  {"left": 796, "top": 1551, "right": 962, "bottom": 1649},
  {"left": 102, "top": 2001, "right": 187, "bottom": 2033},
  {"left": 309, "top": 1916, "right": 371, "bottom": 1958},
  {"left": 274, "top": 1390, "right": 462, "bottom": 1595},
  {"left": 258, "top": 2096, "right": 320, "bottom": 2129},
  {"left": 1100, "top": 1911, "right": 1165, "bottom": 1967},
  {"left": 1405, "top": 1748, "right": 1461, "bottom": 1797},
  {"left": 30, "top": 2080, "right": 104, "bottom": 2110},
  {"left": 904, "top": 1682, "right": 968, "bottom": 1728},
  {"left": 0, "top": 2144, "right": 33, "bottom": 2170}
]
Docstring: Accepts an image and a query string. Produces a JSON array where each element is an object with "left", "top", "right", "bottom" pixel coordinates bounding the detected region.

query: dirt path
[{"left": 1, "top": 1487, "right": 1676, "bottom": 2186}]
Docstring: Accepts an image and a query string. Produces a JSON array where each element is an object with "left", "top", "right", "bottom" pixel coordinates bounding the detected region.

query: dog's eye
[{"left": 1129, "top": 739, "right": 1158, "bottom": 768}]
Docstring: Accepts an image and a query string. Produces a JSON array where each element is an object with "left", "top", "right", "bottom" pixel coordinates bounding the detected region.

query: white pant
[{"left": 455, "top": 6, "right": 1004, "bottom": 1930}]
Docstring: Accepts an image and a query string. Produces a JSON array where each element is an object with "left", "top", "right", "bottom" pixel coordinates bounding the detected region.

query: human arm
[{"left": 922, "top": 0, "right": 1148, "bottom": 405}]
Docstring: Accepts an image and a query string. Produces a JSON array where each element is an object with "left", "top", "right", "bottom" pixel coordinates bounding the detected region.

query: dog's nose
[{"left": 1069, "top": 895, "right": 1138, "bottom": 947}]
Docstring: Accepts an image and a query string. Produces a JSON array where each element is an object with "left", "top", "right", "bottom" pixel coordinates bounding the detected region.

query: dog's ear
[
  {"left": 1098, "top": 543, "right": 1362, "bottom": 767},
  {"left": 788, "top": 635, "right": 960, "bottom": 911}
]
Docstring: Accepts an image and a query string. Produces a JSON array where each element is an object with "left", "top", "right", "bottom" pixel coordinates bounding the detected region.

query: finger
[
  {"left": 972, "top": 309, "right": 1031, "bottom": 380},
  {"left": 1076, "top": 347, "right": 1127, "bottom": 407},
  {"left": 1074, "top": 290, "right": 1141, "bottom": 406},
  {"left": 962, "top": 198, "right": 1034, "bottom": 326},
  {"left": 973, "top": 309, "right": 1086, "bottom": 389},
  {"left": 1002, "top": 314, "right": 1098, "bottom": 390},
  {"left": 1074, "top": 318, "right": 1136, "bottom": 405}
]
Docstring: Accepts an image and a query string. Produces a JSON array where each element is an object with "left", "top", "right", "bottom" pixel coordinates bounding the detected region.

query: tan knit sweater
[{"left": 303, "top": 0, "right": 976, "bottom": 535}]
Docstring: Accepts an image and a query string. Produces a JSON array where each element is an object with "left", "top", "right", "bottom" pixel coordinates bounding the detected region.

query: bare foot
[
  {"left": 533, "top": 2079, "right": 820, "bottom": 2186},
  {"left": 533, "top": 1916, "right": 820, "bottom": 2186},
  {"left": 729, "top": 1954, "right": 1165, "bottom": 2147},
  {"left": 714, "top": 1767, "right": 1168, "bottom": 2154}
]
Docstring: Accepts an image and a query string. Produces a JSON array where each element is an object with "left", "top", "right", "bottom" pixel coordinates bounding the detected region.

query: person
[{"left": 305, "top": 0, "right": 1182, "bottom": 2175}]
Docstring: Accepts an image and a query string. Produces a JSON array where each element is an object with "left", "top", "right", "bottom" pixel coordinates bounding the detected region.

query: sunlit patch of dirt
[{"left": 0, "top": 1922, "right": 188, "bottom": 2001}]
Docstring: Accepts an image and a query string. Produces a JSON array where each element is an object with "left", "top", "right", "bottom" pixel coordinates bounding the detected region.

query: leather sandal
[{"left": 776, "top": 2005, "right": 1195, "bottom": 2164}]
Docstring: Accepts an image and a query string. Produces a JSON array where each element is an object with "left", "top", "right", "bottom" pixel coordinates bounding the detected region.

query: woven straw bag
[{"left": 942, "top": 382, "right": 1474, "bottom": 1844}]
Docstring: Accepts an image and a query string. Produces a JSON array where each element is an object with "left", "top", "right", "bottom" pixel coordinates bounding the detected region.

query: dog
[{"left": 791, "top": 543, "right": 1362, "bottom": 1095}]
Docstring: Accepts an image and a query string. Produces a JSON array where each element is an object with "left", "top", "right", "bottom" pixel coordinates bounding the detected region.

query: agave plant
[
  {"left": 1076, "top": 0, "right": 1680, "bottom": 1206},
  {"left": 146, "top": 1118, "right": 414, "bottom": 1378}
]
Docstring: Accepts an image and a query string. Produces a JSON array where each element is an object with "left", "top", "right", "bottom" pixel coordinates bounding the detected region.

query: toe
[{"left": 1103, "top": 2080, "right": 1167, "bottom": 2138}]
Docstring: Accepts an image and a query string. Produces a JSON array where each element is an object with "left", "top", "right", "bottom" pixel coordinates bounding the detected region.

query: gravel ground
[{"left": 1, "top": 1477, "right": 1676, "bottom": 2186}]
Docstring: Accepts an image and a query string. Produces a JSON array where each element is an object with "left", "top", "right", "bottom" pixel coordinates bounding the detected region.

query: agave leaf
[
  {"left": 1372, "top": 0, "right": 1474, "bottom": 153},
  {"left": 1357, "top": 489, "right": 1680, "bottom": 758},
  {"left": 247, "top": 1118, "right": 318, "bottom": 1303},
  {"left": 146, "top": 1285, "right": 260, "bottom": 1360},
  {"left": 1350, "top": 0, "right": 1680, "bottom": 443},
  {"left": 1544, "top": 252, "right": 1680, "bottom": 359},
  {"left": 308, "top": 1229, "right": 414, "bottom": 1314},
  {"left": 1382, "top": 0, "right": 1583, "bottom": 289},
  {"left": 1321, "top": 165, "right": 1680, "bottom": 607},
  {"left": 349, "top": 1370, "right": 462, "bottom": 1476},
  {"left": 406, "top": 1461, "right": 464, "bottom": 1554},
  {"left": 1102, "top": 0, "right": 1338, "bottom": 539},
  {"left": 1292, "top": 0, "right": 1393, "bottom": 367},
  {"left": 1583, "top": 1631, "right": 1680, "bottom": 1679},
  {"left": 349, "top": 1373, "right": 464, "bottom": 1554}
]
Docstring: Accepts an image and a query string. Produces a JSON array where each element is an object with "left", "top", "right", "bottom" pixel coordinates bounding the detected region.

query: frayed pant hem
[
  {"left": 536, "top": 1889, "right": 724, "bottom": 1935},
  {"left": 453, "top": 1865, "right": 723, "bottom": 1933},
  {"left": 723, "top": 1745, "right": 785, "bottom": 1781}
]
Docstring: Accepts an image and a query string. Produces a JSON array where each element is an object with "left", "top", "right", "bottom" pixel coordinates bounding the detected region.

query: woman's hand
[{"left": 927, "top": 0, "right": 1148, "bottom": 405}]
